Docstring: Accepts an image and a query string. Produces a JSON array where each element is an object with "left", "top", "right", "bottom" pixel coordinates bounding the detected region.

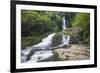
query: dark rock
[
  {"left": 69, "top": 36, "right": 80, "bottom": 44},
  {"left": 26, "top": 49, "right": 36, "bottom": 61},
  {"left": 52, "top": 33, "right": 62, "bottom": 47}
]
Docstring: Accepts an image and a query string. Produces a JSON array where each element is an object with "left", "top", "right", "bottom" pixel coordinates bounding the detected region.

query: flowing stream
[
  {"left": 21, "top": 33, "right": 55, "bottom": 63},
  {"left": 21, "top": 16, "right": 70, "bottom": 63}
]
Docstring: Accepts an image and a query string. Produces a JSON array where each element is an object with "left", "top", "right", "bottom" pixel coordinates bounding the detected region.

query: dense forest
[{"left": 21, "top": 10, "right": 90, "bottom": 49}]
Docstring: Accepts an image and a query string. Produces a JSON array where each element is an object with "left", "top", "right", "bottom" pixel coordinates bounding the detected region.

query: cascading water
[
  {"left": 21, "top": 16, "right": 70, "bottom": 63},
  {"left": 21, "top": 33, "right": 56, "bottom": 63},
  {"left": 32, "top": 33, "right": 55, "bottom": 49},
  {"left": 62, "top": 16, "right": 70, "bottom": 45},
  {"left": 62, "top": 16, "right": 67, "bottom": 30}
]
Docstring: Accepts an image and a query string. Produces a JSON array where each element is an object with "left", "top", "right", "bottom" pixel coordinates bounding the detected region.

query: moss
[
  {"left": 52, "top": 33, "right": 62, "bottom": 47},
  {"left": 52, "top": 50, "right": 61, "bottom": 61},
  {"left": 52, "top": 50, "right": 67, "bottom": 61}
]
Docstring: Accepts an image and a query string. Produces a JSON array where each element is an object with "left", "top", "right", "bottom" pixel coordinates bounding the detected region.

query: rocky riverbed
[{"left": 53, "top": 44, "right": 90, "bottom": 61}]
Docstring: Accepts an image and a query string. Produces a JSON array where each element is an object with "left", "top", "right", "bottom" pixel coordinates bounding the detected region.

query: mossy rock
[{"left": 52, "top": 33, "right": 62, "bottom": 47}]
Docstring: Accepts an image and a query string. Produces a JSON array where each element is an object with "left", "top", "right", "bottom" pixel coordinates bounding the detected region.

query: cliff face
[{"left": 53, "top": 44, "right": 90, "bottom": 61}]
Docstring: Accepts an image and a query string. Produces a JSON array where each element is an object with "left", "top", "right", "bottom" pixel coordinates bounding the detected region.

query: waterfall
[
  {"left": 32, "top": 33, "right": 55, "bottom": 49},
  {"left": 62, "top": 16, "right": 67, "bottom": 30},
  {"left": 21, "top": 17, "right": 71, "bottom": 63},
  {"left": 62, "top": 16, "right": 70, "bottom": 45},
  {"left": 21, "top": 33, "right": 55, "bottom": 63}
]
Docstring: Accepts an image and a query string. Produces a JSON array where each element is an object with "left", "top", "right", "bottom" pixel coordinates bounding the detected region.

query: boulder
[{"left": 52, "top": 33, "right": 62, "bottom": 47}]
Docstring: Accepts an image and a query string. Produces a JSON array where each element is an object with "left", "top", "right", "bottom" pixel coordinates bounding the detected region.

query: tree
[{"left": 71, "top": 13, "right": 90, "bottom": 44}]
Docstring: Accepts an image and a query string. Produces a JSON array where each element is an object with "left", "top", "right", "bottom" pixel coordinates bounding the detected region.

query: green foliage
[
  {"left": 21, "top": 10, "right": 63, "bottom": 49},
  {"left": 21, "top": 10, "right": 62, "bottom": 37},
  {"left": 62, "top": 30, "right": 72, "bottom": 36},
  {"left": 70, "top": 13, "right": 90, "bottom": 44},
  {"left": 21, "top": 32, "right": 52, "bottom": 49},
  {"left": 21, "top": 36, "right": 41, "bottom": 49},
  {"left": 71, "top": 13, "right": 90, "bottom": 27},
  {"left": 21, "top": 10, "right": 90, "bottom": 49}
]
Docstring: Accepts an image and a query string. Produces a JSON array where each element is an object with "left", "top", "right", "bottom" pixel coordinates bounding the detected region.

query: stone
[
  {"left": 53, "top": 44, "right": 90, "bottom": 61},
  {"left": 52, "top": 33, "right": 62, "bottom": 47}
]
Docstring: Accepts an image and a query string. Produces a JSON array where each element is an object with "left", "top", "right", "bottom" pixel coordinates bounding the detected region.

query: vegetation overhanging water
[{"left": 21, "top": 10, "right": 90, "bottom": 63}]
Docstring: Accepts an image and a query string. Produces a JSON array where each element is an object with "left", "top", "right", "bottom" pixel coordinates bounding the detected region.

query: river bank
[{"left": 53, "top": 44, "right": 90, "bottom": 61}]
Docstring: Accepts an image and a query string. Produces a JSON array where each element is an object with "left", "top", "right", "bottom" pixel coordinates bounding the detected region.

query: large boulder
[{"left": 52, "top": 33, "right": 62, "bottom": 47}]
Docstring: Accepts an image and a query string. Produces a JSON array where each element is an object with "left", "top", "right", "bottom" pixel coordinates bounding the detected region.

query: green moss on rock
[{"left": 52, "top": 33, "right": 62, "bottom": 47}]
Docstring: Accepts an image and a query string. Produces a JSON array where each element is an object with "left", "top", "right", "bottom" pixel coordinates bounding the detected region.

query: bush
[
  {"left": 70, "top": 13, "right": 90, "bottom": 44},
  {"left": 21, "top": 36, "right": 41, "bottom": 49}
]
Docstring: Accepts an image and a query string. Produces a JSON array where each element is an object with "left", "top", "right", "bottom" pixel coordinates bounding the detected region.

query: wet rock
[
  {"left": 52, "top": 33, "right": 62, "bottom": 47},
  {"left": 53, "top": 44, "right": 71, "bottom": 50}
]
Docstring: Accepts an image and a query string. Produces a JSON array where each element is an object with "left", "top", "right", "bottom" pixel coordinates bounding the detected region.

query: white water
[
  {"left": 21, "top": 33, "right": 55, "bottom": 63},
  {"left": 62, "top": 35, "right": 70, "bottom": 45},
  {"left": 62, "top": 16, "right": 70, "bottom": 45},
  {"left": 27, "top": 51, "right": 54, "bottom": 63},
  {"left": 32, "top": 33, "right": 55, "bottom": 49},
  {"left": 21, "top": 16, "right": 70, "bottom": 63},
  {"left": 62, "top": 16, "right": 67, "bottom": 30}
]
